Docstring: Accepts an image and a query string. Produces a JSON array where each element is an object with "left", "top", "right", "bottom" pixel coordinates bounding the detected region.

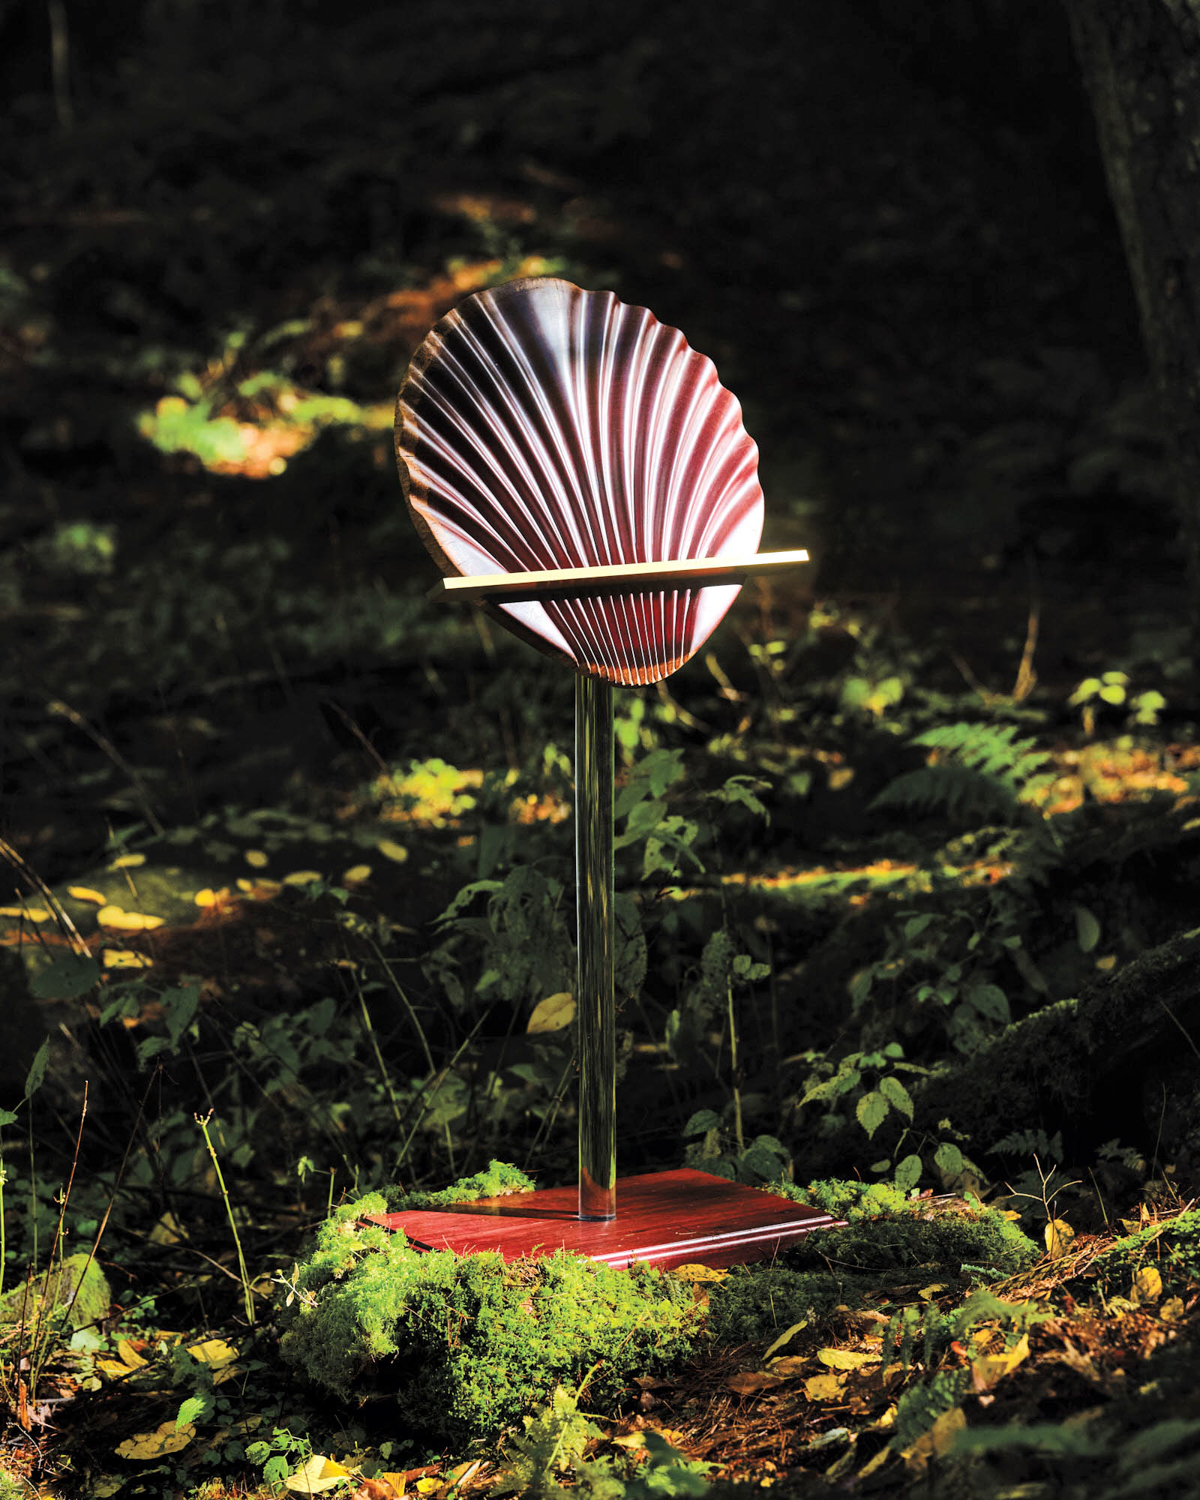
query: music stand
[{"left": 369, "top": 279, "right": 840, "bottom": 1267}]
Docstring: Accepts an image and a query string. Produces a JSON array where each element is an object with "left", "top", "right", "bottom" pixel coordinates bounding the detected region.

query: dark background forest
[{"left": 0, "top": 1, "right": 1197, "bottom": 1497}]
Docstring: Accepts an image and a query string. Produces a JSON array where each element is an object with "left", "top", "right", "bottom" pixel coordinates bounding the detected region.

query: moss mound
[
  {"left": 279, "top": 1194, "right": 700, "bottom": 1445},
  {"left": 1087, "top": 1206, "right": 1200, "bottom": 1299},
  {"left": 784, "top": 1181, "right": 1036, "bottom": 1279},
  {"left": 709, "top": 1183, "right": 1036, "bottom": 1344},
  {"left": 0, "top": 1252, "right": 111, "bottom": 1330}
]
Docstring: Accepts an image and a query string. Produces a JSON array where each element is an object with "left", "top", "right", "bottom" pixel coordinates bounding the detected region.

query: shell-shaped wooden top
[{"left": 396, "top": 277, "right": 764, "bottom": 685}]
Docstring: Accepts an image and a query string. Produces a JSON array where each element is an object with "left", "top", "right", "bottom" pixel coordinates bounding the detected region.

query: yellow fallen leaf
[
  {"left": 971, "top": 1333, "right": 1029, "bottom": 1392},
  {"left": 918, "top": 1283, "right": 946, "bottom": 1301},
  {"left": 415, "top": 1479, "right": 441, "bottom": 1496},
  {"left": 527, "top": 991, "right": 575, "bottom": 1034},
  {"left": 818, "top": 1348, "right": 879, "bottom": 1369},
  {"left": 672, "top": 1264, "right": 728, "bottom": 1283},
  {"left": 767, "top": 1355, "right": 809, "bottom": 1377},
  {"left": 194, "top": 888, "right": 219, "bottom": 907},
  {"left": 446, "top": 1459, "right": 484, "bottom": 1487},
  {"left": 97, "top": 906, "right": 164, "bottom": 931},
  {"left": 342, "top": 864, "right": 372, "bottom": 884},
  {"left": 932, "top": 1407, "right": 966, "bottom": 1454},
  {"left": 1161, "top": 1296, "right": 1185, "bottom": 1322},
  {"left": 68, "top": 886, "right": 107, "bottom": 905},
  {"left": 804, "top": 1373, "right": 845, "bottom": 1400},
  {"left": 612, "top": 1427, "right": 685, "bottom": 1453},
  {"left": 116, "top": 1338, "right": 148, "bottom": 1370},
  {"left": 1133, "top": 1265, "right": 1162, "bottom": 1304},
  {"left": 97, "top": 1358, "right": 137, "bottom": 1380},
  {"left": 1045, "top": 1218, "right": 1076, "bottom": 1258},
  {"left": 0, "top": 906, "right": 49, "bottom": 921},
  {"left": 378, "top": 838, "right": 409, "bottom": 863},
  {"left": 903, "top": 1406, "right": 966, "bottom": 1471},
  {"left": 109, "top": 853, "right": 146, "bottom": 869},
  {"left": 284, "top": 1454, "right": 353, "bottom": 1494},
  {"left": 283, "top": 870, "right": 323, "bottom": 886},
  {"left": 149, "top": 1211, "right": 184, "bottom": 1245},
  {"left": 102, "top": 949, "right": 153, "bottom": 969},
  {"left": 764, "top": 1320, "right": 808, "bottom": 1359},
  {"left": 115, "top": 1420, "right": 195, "bottom": 1460},
  {"left": 245, "top": 849, "right": 269, "bottom": 868},
  {"left": 188, "top": 1338, "right": 238, "bottom": 1369},
  {"left": 858, "top": 1443, "right": 895, "bottom": 1479}
]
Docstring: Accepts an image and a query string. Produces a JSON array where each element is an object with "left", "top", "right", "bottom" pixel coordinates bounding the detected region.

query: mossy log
[{"left": 913, "top": 924, "right": 1200, "bottom": 1163}]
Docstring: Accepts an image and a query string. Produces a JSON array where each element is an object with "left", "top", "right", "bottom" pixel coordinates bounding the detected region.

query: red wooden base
[{"left": 365, "top": 1169, "right": 842, "bottom": 1271}]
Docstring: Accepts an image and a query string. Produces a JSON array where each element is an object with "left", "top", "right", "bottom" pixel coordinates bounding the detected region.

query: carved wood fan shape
[{"left": 395, "top": 277, "right": 765, "bottom": 685}]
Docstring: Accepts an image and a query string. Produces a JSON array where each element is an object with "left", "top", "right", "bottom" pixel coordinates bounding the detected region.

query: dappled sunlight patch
[
  {"left": 134, "top": 256, "right": 559, "bottom": 479},
  {"left": 1030, "top": 740, "right": 1198, "bottom": 815},
  {"left": 372, "top": 759, "right": 483, "bottom": 828}
]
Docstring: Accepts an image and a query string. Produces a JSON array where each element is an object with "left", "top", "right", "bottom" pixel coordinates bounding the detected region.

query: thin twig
[
  {"left": 47, "top": 699, "right": 163, "bottom": 836},
  {"left": 0, "top": 837, "right": 89, "bottom": 955},
  {"left": 1011, "top": 551, "right": 1041, "bottom": 702}
]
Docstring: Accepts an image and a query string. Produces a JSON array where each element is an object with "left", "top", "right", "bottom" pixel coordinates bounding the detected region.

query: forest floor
[{"left": 0, "top": 2, "right": 1197, "bottom": 1496}]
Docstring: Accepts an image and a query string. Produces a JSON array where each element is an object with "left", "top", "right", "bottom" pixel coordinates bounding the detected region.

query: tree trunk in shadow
[{"left": 1063, "top": 0, "right": 1200, "bottom": 659}]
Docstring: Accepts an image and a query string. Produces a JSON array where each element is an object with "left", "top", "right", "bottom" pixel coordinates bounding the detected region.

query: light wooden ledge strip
[{"left": 428, "top": 548, "right": 810, "bottom": 603}]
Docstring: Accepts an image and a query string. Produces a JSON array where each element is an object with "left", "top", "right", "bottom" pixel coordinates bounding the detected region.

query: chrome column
[{"left": 575, "top": 673, "right": 616, "bottom": 1220}]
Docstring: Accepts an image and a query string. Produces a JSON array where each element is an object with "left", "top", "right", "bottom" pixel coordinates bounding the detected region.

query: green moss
[
  {"left": 779, "top": 1177, "right": 910, "bottom": 1221},
  {"left": 708, "top": 1265, "right": 868, "bottom": 1343},
  {"left": 783, "top": 1192, "right": 1036, "bottom": 1280},
  {"left": 707, "top": 1187, "right": 1035, "bottom": 1344},
  {"left": 1088, "top": 1208, "right": 1200, "bottom": 1298},
  {"left": 0, "top": 1252, "right": 111, "bottom": 1329},
  {"left": 383, "top": 1159, "right": 535, "bottom": 1212},
  {"left": 279, "top": 1194, "right": 699, "bottom": 1445}
]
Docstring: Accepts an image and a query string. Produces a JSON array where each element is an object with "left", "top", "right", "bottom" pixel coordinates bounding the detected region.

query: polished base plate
[{"left": 364, "top": 1168, "right": 842, "bottom": 1271}]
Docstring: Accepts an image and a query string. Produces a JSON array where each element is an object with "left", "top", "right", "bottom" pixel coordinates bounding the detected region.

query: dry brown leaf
[{"left": 726, "top": 1370, "right": 783, "bottom": 1395}]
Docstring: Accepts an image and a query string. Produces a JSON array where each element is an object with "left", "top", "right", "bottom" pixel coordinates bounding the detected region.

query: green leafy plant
[{"left": 1068, "top": 671, "right": 1167, "bottom": 735}]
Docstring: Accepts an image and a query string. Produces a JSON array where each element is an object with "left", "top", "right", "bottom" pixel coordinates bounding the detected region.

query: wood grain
[
  {"left": 364, "top": 1168, "right": 842, "bottom": 1270},
  {"left": 429, "top": 549, "right": 810, "bottom": 603}
]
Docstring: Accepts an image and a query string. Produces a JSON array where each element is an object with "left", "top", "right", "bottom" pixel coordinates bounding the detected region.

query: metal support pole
[{"left": 575, "top": 673, "right": 616, "bottom": 1220}]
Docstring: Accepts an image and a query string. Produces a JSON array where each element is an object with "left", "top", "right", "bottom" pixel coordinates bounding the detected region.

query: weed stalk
[{"left": 195, "top": 1111, "right": 256, "bottom": 1325}]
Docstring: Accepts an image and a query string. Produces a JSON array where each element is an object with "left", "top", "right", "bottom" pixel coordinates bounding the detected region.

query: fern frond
[
  {"left": 911, "top": 723, "right": 1051, "bottom": 789},
  {"left": 870, "top": 765, "right": 1021, "bottom": 824},
  {"left": 871, "top": 720, "right": 1053, "bottom": 828}
]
